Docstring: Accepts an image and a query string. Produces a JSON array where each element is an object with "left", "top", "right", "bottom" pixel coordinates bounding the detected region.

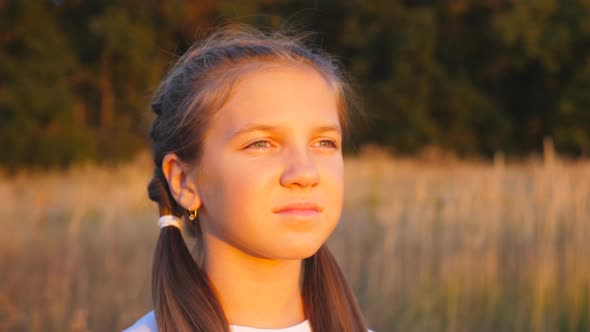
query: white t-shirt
[
  {"left": 123, "top": 310, "right": 375, "bottom": 332},
  {"left": 123, "top": 310, "right": 312, "bottom": 332}
]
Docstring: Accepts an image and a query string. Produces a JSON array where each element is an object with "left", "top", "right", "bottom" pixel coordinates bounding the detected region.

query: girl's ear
[{"left": 161, "top": 153, "right": 202, "bottom": 211}]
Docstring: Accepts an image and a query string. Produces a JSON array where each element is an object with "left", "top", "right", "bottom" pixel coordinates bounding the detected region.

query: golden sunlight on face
[{"left": 195, "top": 65, "right": 344, "bottom": 260}]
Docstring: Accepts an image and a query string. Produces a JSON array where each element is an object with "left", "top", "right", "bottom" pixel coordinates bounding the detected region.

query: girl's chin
[{"left": 268, "top": 242, "right": 324, "bottom": 260}]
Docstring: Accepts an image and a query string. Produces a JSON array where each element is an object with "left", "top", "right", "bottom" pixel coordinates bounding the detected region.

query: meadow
[{"left": 0, "top": 148, "right": 588, "bottom": 332}]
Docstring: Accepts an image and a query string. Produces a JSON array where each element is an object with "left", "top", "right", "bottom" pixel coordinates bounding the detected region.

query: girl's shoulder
[
  {"left": 122, "top": 310, "right": 157, "bottom": 332},
  {"left": 121, "top": 310, "right": 375, "bottom": 332}
]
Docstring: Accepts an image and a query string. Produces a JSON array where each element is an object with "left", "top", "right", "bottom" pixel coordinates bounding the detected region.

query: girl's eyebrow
[{"left": 229, "top": 123, "right": 341, "bottom": 140}]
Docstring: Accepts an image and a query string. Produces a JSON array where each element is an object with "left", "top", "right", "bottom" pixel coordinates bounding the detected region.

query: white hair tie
[{"left": 158, "top": 215, "right": 183, "bottom": 230}]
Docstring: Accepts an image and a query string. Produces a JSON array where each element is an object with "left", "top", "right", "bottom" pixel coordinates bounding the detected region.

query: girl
[{"left": 124, "top": 24, "right": 373, "bottom": 332}]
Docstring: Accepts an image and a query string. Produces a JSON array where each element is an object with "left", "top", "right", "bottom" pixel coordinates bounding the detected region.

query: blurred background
[{"left": 0, "top": 1, "right": 589, "bottom": 331}]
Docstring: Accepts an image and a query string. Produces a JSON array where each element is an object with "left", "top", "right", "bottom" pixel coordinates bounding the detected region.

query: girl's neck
[{"left": 201, "top": 234, "right": 306, "bottom": 329}]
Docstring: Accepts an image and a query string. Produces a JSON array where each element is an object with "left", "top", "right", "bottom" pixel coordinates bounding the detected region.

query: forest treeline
[{"left": 1, "top": 0, "right": 590, "bottom": 168}]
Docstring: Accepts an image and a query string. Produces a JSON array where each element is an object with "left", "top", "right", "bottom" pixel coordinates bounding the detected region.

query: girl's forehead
[{"left": 210, "top": 64, "right": 340, "bottom": 134}]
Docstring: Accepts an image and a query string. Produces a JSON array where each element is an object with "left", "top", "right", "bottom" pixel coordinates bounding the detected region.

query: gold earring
[{"left": 188, "top": 208, "right": 198, "bottom": 221}]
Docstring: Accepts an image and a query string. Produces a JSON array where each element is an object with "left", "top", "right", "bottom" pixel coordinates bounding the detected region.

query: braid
[
  {"left": 147, "top": 167, "right": 182, "bottom": 217},
  {"left": 304, "top": 245, "right": 368, "bottom": 331},
  {"left": 148, "top": 170, "right": 229, "bottom": 332}
]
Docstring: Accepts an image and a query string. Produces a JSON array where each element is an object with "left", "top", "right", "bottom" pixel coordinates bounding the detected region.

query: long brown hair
[{"left": 146, "top": 23, "right": 368, "bottom": 332}]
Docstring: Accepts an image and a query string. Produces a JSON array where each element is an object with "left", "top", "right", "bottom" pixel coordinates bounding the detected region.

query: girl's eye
[
  {"left": 317, "top": 139, "right": 338, "bottom": 149},
  {"left": 247, "top": 140, "right": 272, "bottom": 149}
]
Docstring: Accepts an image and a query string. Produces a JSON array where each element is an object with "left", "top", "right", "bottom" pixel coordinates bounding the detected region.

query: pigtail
[
  {"left": 303, "top": 245, "right": 368, "bottom": 332},
  {"left": 148, "top": 170, "right": 229, "bottom": 332}
]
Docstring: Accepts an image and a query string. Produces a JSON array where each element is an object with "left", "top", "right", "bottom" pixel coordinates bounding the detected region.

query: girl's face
[{"left": 193, "top": 64, "right": 344, "bottom": 260}]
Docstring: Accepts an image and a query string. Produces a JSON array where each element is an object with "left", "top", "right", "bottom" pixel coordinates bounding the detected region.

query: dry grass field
[{"left": 0, "top": 148, "right": 589, "bottom": 332}]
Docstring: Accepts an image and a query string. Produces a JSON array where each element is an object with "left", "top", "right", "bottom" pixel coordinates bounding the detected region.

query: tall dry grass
[{"left": 0, "top": 148, "right": 588, "bottom": 332}]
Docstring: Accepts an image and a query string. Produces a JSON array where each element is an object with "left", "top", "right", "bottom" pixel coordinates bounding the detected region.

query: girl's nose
[{"left": 279, "top": 147, "right": 320, "bottom": 189}]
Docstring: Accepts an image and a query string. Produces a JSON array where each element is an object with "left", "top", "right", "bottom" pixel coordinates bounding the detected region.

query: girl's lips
[
  {"left": 275, "top": 208, "right": 320, "bottom": 217},
  {"left": 273, "top": 201, "right": 322, "bottom": 213}
]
